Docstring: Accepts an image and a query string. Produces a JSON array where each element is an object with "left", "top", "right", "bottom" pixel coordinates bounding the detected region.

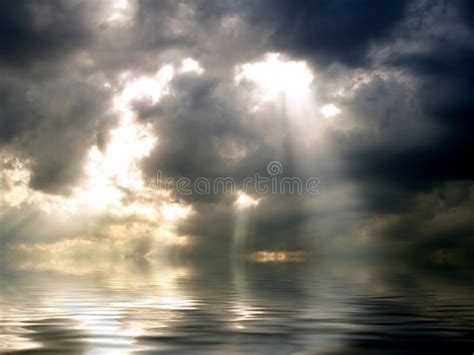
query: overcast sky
[{"left": 1, "top": 0, "right": 473, "bottom": 265}]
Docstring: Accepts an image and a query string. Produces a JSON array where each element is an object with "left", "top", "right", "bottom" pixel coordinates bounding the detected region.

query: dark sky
[{"left": 1, "top": 0, "right": 473, "bottom": 265}]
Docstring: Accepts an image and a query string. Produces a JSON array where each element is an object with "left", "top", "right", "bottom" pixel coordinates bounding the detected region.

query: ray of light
[
  {"left": 232, "top": 192, "right": 259, "bottom": 257},
  {"left": 0, "top": 61, "right": 201, "bottom": 254},
  {"left": 234, "top": 53, "right": 344, "bottom": 252}
]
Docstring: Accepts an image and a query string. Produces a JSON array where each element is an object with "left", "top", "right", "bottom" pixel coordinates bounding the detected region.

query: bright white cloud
[
  {"left": 66, "top": 65, "right": 174, "bottom": 213},
  {"left": 107, "top": 0, "right": 135, "bottom": 24},
  {"left": 234, "top": 192, "right": 259, "bottom": 209},
  {"left": 66, "top": 117, "right": 156, "bottom": 212},
  {"left": 320, "top": 103, "right": 341, "bottom": 119},
  {"left": 114, "top": 65, "right": 175, "bottom": 112},
  {"left": 236, "top": 53, "right": 314, "bottom": 101},
  {"left": 161, "top": 203, "right": 192, "bottom": 221},
  {"left": 180, "top": 58, "right": 204, "bottom": 74}
]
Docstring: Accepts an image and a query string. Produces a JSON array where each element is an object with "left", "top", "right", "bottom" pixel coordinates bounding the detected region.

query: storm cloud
[{"left": 1, "top": 0, "right": 473, "bottom": 264}]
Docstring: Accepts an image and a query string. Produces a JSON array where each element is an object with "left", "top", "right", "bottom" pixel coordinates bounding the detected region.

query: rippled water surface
[{"left": 1, "top": 259, "right": 473, "bottom": 354}]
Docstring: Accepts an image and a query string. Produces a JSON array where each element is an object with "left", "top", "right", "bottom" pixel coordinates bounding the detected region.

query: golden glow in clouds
[{"left": 248, "top": 250, "right": 306, "bottom": 263}]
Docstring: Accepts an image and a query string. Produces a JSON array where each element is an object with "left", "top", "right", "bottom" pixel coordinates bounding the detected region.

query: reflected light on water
[
  {"left": 247, "top": 250, "right": 307, "bottom": 263},
  {"left": 1, "top": 258, "right": 473, "bottom": 354}
]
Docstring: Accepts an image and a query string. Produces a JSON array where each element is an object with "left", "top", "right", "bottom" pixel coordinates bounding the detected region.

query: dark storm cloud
[
  {"left": 456, "top": 0, "right": 474, "bottom": 28},
  {"left": 0, "top": 78, "right": 38, "bottom": 144},
  {"left": 242, "top": 0, "right": 409, "bottom": 67},
  {"left": 139, "top": 70, "right": 313, "bottom": 185},
  {"left": 1, "top": 0, "right": 474, "bottom": 261},
  {"left": 140, "top": 74, "right": 256, "bottom": 181},
  {"left": 0, "top": 1, "right": 114, "bottom": 193},
  {"left": 335, "top": 3, "right": 474, "bottom": 193},
  {"left": 389, "top": 44, "right": 474, "bottom": 180},
  {"left": 323, "top": 1, "right": 474, "bottom": 258},
  {"left": 0, "top": 74, "right": 112, "bottom": 194},
  {"left": 0, "top": 0, "right": 100, "bottom": 67},
  {"left": 24, "top": 80, "right": 112, "bottom": 193}
]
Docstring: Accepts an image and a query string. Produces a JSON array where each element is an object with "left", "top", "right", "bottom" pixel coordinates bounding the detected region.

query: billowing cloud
[{"left": 0, "top": 0, "right": 474, "bottom": 266}]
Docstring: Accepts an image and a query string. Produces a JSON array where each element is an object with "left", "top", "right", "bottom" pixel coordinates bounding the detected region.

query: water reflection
[{"left": 1, "top": 257, "right": 473, "bottom": 354}]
